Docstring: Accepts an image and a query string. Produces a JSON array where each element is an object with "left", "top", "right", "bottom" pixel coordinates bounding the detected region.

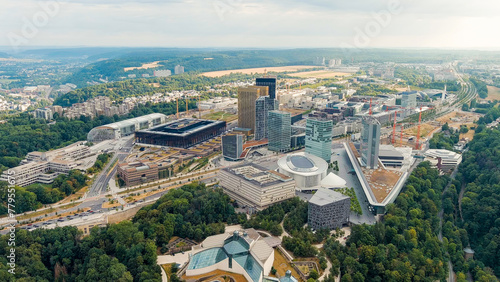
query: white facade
[
  {"left": 424, "top": 149, "right": 462, "bottom": 170},
  {"left": 218, "top": 163, "right": 296, "bottom": 210},
  {"left": 277, "top": 152, "right": 328, "bottom": 190},
  {"left": 0, "top": 142, "right": 91, "bottom": 187},
  {"left": 87, "top": 113, "right": 167, "bottom": 142}
]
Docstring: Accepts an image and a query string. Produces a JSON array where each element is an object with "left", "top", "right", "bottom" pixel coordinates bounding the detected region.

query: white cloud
[{"left": 0, "top": 0, "right": 499, "bottom": 48}]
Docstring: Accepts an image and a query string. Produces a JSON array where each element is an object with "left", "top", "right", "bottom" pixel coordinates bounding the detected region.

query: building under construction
[{"left": 135, "top": 118, "right": 226, "bottom": 148}]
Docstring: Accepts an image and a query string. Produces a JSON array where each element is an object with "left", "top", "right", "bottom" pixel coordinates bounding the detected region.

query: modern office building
[
  {"left": 218, "top": 163, "right": 295, "bottom": 211},
  {"left": 308, "top": 188, "right": 350, "bottom": 230},
  {"left": 256, "top": 77, "right": 277, "bottom": 100},
  {"left": 117, "top": 161, "right": 159, "bottom": 187},
  {"left": 268, "top": 110, "right": 291, "bottom": 152},
  {"left": 360, "top": 117, "right": 381, "bottom": 169},
  {"left": 238, "top": 86, "right": 269, "bottom": 133},
  {"left": 305, "top": 118, "right": 333, "bottom": 163},
  {"left": 424, "top": 149, "right": 462, "bottom": 171},
  {"left": 135, "top": 118, "right": 226, "bottom": 149},
  {"left": 174, "top": 65, "right": 185, "bottom": 74},
  {"left": 34, "top": 107, "right": 53, "bottom": 120},
  {"left": 255, "top": 96, "right": 279, "bottom": 140},
  {"left": 378, "top": 145, "right": 406, "bottom": 167},
  {"left": 0, "top": 142, "right": 92, "bottom": 187},
  {"left": 401, "top": 91, "right": 417, "bottom": 108},
  {"left": 185, "top": 229, "right": 275, "bottom": 282},
  {"left": 87, "top": 113, "right": 167, "bottom": 142},
  {"left": 277, "top": 152, "right": 328, "bottom": 190},
  {"left": 222, "top": 134, "right": 244, "bottom": 161}
]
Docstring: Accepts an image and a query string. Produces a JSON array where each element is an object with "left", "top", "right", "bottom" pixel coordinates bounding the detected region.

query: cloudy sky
[{"left": 1, "top": 0, "right": 499, "bottom": 49}]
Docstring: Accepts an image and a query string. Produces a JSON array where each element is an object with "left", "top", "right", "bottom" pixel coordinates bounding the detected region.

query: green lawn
[{"left": 202, "top": 111, "right": 237, "bottom": 122}]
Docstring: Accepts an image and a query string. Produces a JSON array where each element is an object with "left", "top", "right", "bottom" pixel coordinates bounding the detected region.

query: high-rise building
[
  {"left": 401, "top": 91, "right": 417, "bottom": 108},
  {"left": 174, "top": 65, "right": 185, "bottom": 75},
  {"left": 255, "top": 96, "right": 279, "bottom": 140},
  {"left": 268, "top": 110, "right": 291, "bottom": 152},
  {"left": 237, "top": 86, "right": 268, "bottom": 133},
  {"left": 305, "top": 118, "right": 333, "bottom": 162},
  {"left": 361, "top": 117, "right": 381, "bottom": 169},
  {"left": 256, "top": 77, "right": 277, "bottom": 100},
  {"left": 222, "top": 134, "right": 243, "bottom": 160}
]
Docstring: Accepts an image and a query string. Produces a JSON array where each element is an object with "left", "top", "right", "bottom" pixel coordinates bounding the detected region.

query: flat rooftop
[
  {"left": 222, "top": 163, "right": 292, "bottom": 188},
  {"left": 309, "top": 188, "right": 350, "bottom": 206},
  {"left": 139, "top": 118, "right": 225, "bottom": 137}
]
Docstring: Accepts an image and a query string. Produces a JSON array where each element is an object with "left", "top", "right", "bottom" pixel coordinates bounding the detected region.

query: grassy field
[
  {"left": 124, "top": 61, "right": 160, "bottom": 72},
  {"left": 292, "top": 70, "right": 351, "bottom": 78},
  {"left": 404, "top": 123, "right": 439, "bottom": 138},
  {"left": 201, "top": 65, "right": 318, "bottom": 77},
  {"left": 202, "top": 111, "right": 237, "bottom": 122},
  {"left": 486, "top": 86, "right": 500, "bottom": 101}
]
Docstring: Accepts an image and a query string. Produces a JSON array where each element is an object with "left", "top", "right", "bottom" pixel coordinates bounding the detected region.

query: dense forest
[
  {"left": 457, "top": 123, "right": 500, "bottom": 276},
  {"left": 54, "top": 74, "right": 250, "bottom": 107},
  {"left": 469, "top": 77, "right": 489, "bottom": 99},
  {"left": 0, "top": 223, "right": 161, "bottom": 281},
  {"left": 394, "top": 67, "right": 460, "bottom": 91},
  {"left": 132, "top": 182, "right": 246, "bottom": 246},
  {"left": 321, "top": 162, "right": 452, "bottom": 281},
  {"left": 428, "top": 124, "right": 460, "bottom": 150},
  {"left": 0, "top": 170, "right": 88, "bottom": 216}
]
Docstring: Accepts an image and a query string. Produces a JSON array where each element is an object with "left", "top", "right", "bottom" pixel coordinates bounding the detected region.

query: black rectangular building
[
  {"left": 135, "top": 118, "right": 226, "bottom": 148},
  {"left": 256, "top": 77, "right": 277, "bottom": 100}
]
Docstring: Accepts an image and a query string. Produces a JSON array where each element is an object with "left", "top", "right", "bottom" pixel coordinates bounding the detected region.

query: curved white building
[
  {"left": 277, "top": 152, "right": 328, "bottom": 190},
  {"left": 87, "top": 113, "right": 167, "bottom": 142}
]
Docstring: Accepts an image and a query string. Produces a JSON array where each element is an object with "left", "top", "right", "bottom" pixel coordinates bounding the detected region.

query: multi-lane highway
[{"left": 86, "top": 137, "right": 134, "bottom": 198}]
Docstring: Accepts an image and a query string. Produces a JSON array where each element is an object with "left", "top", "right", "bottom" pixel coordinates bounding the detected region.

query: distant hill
[{"left": 61, "top": 48, "right": 500, "bottom": 88}]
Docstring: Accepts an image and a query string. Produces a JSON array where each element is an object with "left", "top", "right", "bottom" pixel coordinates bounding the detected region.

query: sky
[{"left": 1, "top": 0, "right": 500, "bottom": 50}]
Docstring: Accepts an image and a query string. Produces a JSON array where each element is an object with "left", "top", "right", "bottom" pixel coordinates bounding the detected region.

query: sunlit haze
[{"left": 1, "top": 0, "right": 500, "bottom": 49}]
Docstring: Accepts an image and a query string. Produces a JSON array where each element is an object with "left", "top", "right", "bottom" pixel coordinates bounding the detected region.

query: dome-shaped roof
[{"left": 285, "top": 154, "right": 319, "bottom": 172}]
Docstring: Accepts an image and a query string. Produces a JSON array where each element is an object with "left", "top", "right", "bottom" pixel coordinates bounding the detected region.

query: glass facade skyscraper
[
  {"left": 305, "top": 118, "right": 333, "bottom": 162},
  {"left": 361, "top": 117, "right": 381, "bottom": 169},
  {"left": 255, "top": 96, "right": 279, "bottom": 141},
  {"left": 237, "top": 86, "right": 268, "bottom": 133},
  {"left": 222, "top": 134, "right": 243, "bottom": 160},
  {"left": 256, "top": 77, "right": 277, "bottom": 100},
  {"left": 268, "top": 110, "right": 291, "bottom": 152}
]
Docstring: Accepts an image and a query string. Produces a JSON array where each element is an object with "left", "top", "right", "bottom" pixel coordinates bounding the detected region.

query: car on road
[{"left": 57, "top": 217, "right": 64, "bottom": 222}]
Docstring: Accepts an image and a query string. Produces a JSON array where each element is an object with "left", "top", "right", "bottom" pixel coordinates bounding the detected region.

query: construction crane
[
  {"left": 400, "top": 124, "right": 404, "bottom": 147},
  {"left": 176, "top": 98, "right": 179, "bottom": 119},
  {"left": 415, "top": 107, "right": 423, "bottom": 150},
  {"left": 198, "top": 96, "right": 201, "bottom": 119},
  {"left": 392, "top": 111, "right": 397, "bottom": 145}
]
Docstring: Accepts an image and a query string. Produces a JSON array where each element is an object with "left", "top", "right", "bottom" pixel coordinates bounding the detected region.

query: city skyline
[{"left": 1, "top": 0, "right": 500, "bottom": 49}]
